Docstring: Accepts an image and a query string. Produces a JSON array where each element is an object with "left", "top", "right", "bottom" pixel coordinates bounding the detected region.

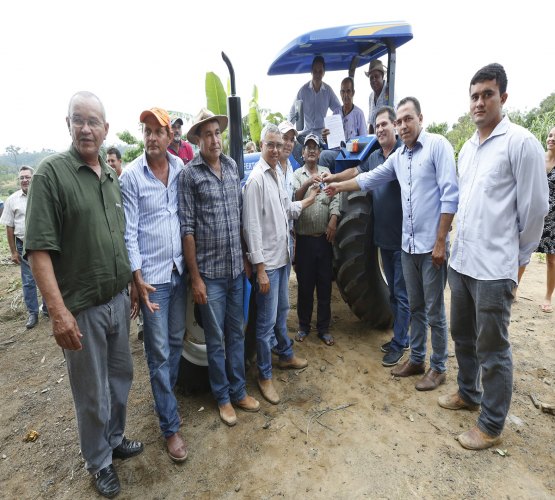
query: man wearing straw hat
[
  {"left": 366, "top": 59, "right": 388, "bottom": 134},
  {"left": 179, "top": 109, "right": 260, "bottom": 427}
]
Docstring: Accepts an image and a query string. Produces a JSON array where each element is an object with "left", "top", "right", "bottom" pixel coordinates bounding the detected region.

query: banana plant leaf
[{"left": 205, "top": 72, "right": 228, "bottom": 116}]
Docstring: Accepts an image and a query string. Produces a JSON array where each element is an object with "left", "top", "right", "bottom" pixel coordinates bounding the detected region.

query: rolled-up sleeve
[
  {"left": 178, "top": 168, "right": 196, "bottom": 237},
  {"left": 119, "top": 171, "right": 142, "bottom": 273},
  {"left": 329, "top": 191, "right": 340, "bottom": 217},
  {"left": 242, "top": 177, "right": 265, "bottom": 265}
]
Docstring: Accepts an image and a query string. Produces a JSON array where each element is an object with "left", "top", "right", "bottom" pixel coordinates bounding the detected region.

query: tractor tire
[{"left": 333, "top": 190, "right": 393, "bottom": 329}]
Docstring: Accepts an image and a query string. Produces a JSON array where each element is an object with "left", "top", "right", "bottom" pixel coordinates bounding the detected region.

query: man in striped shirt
[{"left": 120, "top": 107, "right": 188, "bottom": 463}]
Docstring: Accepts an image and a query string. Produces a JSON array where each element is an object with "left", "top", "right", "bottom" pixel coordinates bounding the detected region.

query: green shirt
[
  {"left": 25, "top": 145, "right": 132, "bottom": 315},
  {"left": 292, "top": 165, "right": 340, "bottom": 235}
]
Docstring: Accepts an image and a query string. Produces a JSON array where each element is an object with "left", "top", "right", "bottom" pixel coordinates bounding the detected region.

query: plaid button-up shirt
[{"left": 178, "top": 153, "right": 244, "bottom": 279}]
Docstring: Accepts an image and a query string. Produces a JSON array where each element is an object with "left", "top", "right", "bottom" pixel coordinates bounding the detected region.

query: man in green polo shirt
[{"left": 25, "top": 91, "right": 143, "bottom": 499}]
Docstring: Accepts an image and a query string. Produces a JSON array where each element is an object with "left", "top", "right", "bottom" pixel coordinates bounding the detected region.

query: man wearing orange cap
[{"left": 120, "top": 107, "right": 188, "bottom": 463}]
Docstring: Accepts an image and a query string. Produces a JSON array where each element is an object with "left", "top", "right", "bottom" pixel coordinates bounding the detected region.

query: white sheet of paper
[{"left": 324, "top": 115, "right": 345, "bottom": 150}]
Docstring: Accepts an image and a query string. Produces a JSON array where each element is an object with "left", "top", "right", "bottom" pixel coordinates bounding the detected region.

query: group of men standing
[
  {"left": 325, "top": 63, "right": 548, "bottom": 450},
  {"left": 14, "top": 59, "right": 549, "bottom": 498},
  {"left": 19, "top": 88, "right": 333, "bottom": 497}
]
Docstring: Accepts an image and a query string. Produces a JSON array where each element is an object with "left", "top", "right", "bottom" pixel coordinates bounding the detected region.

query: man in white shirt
[
  {"left": 242, "top": 123, "right": 317, "bottom": 405},
  {"left": 0, "top": 166, "right": 46, "bottom": 328},
  {"left": 439, "top": 63, "right": 549, "bottom": 450}
]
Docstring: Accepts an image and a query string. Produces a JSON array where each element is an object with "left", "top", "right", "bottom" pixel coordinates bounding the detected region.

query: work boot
[{"left": 26, "top": 313, "right": 38, "bottom": 329}]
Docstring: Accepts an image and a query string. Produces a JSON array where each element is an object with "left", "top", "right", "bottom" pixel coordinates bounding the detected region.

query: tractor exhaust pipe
[{"left": 221, "top": 52, "right": 244, "bottom": 179}]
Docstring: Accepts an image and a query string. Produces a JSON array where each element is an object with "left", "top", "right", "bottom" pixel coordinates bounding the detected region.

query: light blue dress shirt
[
  {"left": 450, "top": 116, "right": 548, "bottom": 283},
  {"left": 356, "top": 131, "right": 459, "bottom": 254},
  {"left": 120, "top": 152, "right": 185, "bottom": 284},
  {"left": 288, "top": 81, "right": 341, "bottom": 137}
]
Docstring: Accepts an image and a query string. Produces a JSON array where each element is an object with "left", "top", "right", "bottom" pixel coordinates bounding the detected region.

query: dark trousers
[
  {"left": 295, "top": 234, "right": 333, "bottom": 335},
  {"left": 448, "top": 267, "right": 514, "bottom": 436}
]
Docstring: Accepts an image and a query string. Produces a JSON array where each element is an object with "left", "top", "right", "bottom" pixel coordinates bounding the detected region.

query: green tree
[
  {"left": 5, "top": 145, "right": 21, "bottom": 167},
  {"left": 117, "top": 130, "right": 144, "bottom": 163},
  {"left": 446, "top": 113, "right": 475, "bottom": 158},
  {"left": 426, "top": 122, "right": 448, "bottom": 136}
]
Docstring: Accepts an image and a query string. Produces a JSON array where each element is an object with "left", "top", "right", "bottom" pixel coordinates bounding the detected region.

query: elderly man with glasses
[{"left": 243, "top": 124, "right": 318, "bottom": 405}]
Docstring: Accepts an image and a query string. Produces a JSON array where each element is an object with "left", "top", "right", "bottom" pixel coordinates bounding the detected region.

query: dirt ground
[{"left": 0, "top": 255, "right": 554, "bottom": 500}]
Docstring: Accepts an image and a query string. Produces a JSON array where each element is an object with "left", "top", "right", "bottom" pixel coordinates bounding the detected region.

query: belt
[{"left": 299, "top": 233, "right": 325, "bottom": 238}]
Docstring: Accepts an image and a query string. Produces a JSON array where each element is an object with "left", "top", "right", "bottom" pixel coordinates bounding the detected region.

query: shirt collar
[
  {"left": 258, "top": 157, "right": 275, "bottom": 173},
  {"left": 401, "top": 130, "right": 426, "bottom": 154},
  {"left": 309, "top": 80, "right": 327, "bottom": 92},
  {"left": 68, "top": 144, "right": 113, "bottom": 180},
  {"left": 380, "top": 138, "right": 403, "bottom": 160},
  {"left": 469, "top": 114, "right": 510, "bottom": 146},
  {"left": 139, "top": 150, "right": 182, "bottom": 177}
]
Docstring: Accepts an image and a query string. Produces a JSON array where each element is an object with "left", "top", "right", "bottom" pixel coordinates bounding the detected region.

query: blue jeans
[
  {"left": 255, "top": 266, "right": 294, "bottom": 380},
  {"left": 141, "top": 270, "right": 186, "bottom": 438},
  {"left": 401, "top": 250, "right": 448, "bottom": 373},
  {"left": 16, "top": 238, "right": 45, "bottom": 314},
  {"left": 381, "top": 248, "right": 410, "bottom": 352},
  {"left": 199, "top": 273, "right": 247, "bottom": 405},
  {"left": 448, "top": 267, "right": 514, "bottom": 437}
]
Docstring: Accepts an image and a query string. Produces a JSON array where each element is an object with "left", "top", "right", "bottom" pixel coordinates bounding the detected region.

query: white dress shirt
[
  {"left": 450, "top": 116, "right": 549, "bottom": 283},
  {"left": 243, "top": 158, "right": 302, "bottom": 269}
]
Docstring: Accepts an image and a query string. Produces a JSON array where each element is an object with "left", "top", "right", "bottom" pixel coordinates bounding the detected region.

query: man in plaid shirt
[{"left": 179, "top": 109, "right": 260, "bottom": 427}]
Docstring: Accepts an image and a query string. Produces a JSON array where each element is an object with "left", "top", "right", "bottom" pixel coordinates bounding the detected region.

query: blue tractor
[{"left": 180, "top": 22, "right": 413, "bottom": 391}]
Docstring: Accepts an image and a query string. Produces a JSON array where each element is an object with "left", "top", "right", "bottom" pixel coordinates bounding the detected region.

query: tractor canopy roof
[{"left": 267, "top": 21, "right": 412, "bottom": 75}]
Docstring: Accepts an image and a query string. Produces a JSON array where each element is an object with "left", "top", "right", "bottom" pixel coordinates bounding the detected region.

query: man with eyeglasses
[
  {"left": 120, "top": 107, "right": 188, "bottom": 464},
  {"left": 0, "top": 165, "right": 47, "bottom": 328},
  {"left": 25, "top": 91, "right": 142, "bottom": 498},
  {"left": 243, "top": 123, "right": 318, "bottom": 405},
  {"left": 325, "top": 97, "right": 459, "bottom": 392}
]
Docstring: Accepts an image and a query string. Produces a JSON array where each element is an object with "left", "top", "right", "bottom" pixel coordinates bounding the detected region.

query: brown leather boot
[
  {"left": 415, "top": 368, "right": 446, "bottom": 391},
  {"left": 457, "top": 426, "right": 501, "bottom": 450},
  {"left": 391, "top": 359, "right": 426, "bottom": 377},
  {"left": 258, "top": 378, "right": 280, "bottom": 404},
  {"left": 438, "top": 391, "right": 480, "bottom": 411}
]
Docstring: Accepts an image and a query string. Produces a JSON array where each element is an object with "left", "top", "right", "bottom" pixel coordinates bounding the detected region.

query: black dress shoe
[
  {"left": 112, "top": 437, "right": 144, "bottom": 460},
  {"left": 94, "top": 464, "right": 120, "bottom": 498},
  {"left": 26, "top": 313, "right": 38, "bottom": 329}
]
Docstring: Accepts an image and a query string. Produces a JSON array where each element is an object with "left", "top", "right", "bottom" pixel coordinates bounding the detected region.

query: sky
[{"left": 1, "top": 0, "right": 554, "bottom": 154}]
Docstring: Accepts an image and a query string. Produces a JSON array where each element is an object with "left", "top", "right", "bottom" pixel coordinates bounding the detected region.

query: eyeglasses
[
  {"left": 263, "top": 141, "right": 284, "bottom": 151},
  {"left": 304, "top": 146, "right": 319, "bottom": 152},
  {"left": 70, "top": 116, "right": 104, "bottom": 129}
]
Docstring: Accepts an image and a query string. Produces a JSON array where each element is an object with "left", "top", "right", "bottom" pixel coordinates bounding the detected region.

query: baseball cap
[{"left": 139, "top": 107, "right": 171, "bottom": 128}]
